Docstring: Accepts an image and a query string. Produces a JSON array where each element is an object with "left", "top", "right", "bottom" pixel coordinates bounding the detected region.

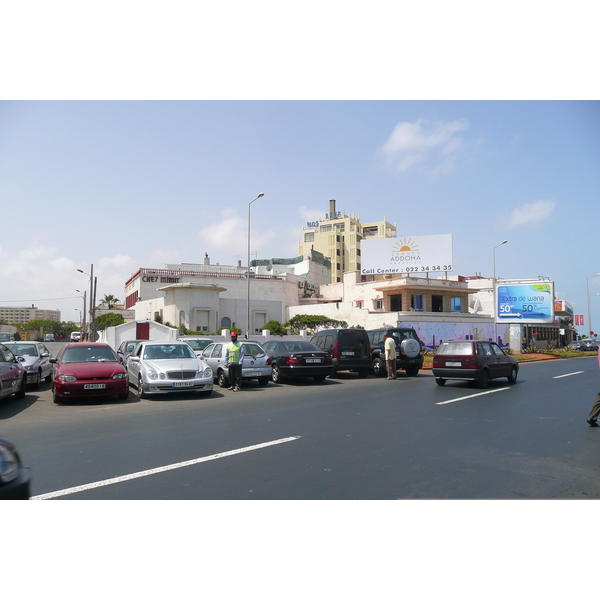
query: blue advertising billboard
[{"left": 496, "top": 282, "right": 555, "bottom": 324}]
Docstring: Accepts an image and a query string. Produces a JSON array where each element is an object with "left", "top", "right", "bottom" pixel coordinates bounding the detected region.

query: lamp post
[
  {"left": 76, "top": 289, "right": 86, "bottom": 336},
  {"left": 493, "top": 240, "right": 508, "bottom": 344},
  {"left": 77, "top": 265, "right": 96, "bottom": 340},
  {"left": 587, "top": 273, "right": 600, "bottom": 339},
  {"left": 247, "top": 193, "right": 264, "bottom": 338}
]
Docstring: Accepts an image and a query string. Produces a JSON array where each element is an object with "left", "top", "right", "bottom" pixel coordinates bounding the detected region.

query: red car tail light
[
  {"left": 332, "top": 340, "right": 339, "bottom": 359},
  {"left": 286, "top": 355, "right": 301, "bottom": 365}
]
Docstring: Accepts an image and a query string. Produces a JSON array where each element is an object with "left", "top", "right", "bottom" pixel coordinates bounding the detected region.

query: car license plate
[
  {"left": 342, "top": 351, "right": 354, "bottom": 356},
  {"left": 172, "top": 381, "right": 194, "bottom": 387},
  {"left": 446, "top": 361, "right": 462, "bottom": 367},
  {"left": 305, "top": 358, "right": 321, "bottom": 363},
  {"left": 246, "top": 371, "right": 261, "bottom": 377},
  {"left": 84, "top": 383, "right": 106, "bottom": 390}
]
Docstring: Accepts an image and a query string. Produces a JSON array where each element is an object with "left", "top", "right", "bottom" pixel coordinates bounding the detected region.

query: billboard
[
  {"left": 496, "top": 282, "right": 555, "bottom": 324},
  {"left": 361, "top": 234, "right": 453, "bottom": 276}
]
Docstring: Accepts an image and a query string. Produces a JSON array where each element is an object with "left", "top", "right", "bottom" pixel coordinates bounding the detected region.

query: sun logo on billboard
[{"left": 392, "top": 238, "right": 419, "bottom": 252}]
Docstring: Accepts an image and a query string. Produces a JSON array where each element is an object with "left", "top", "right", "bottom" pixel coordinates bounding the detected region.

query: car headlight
[
  {"left": 203, "top": 367, "right": 212, "bottom": 378},
  {"left": 25, "top": 365, "right": 37, "bottom": 372},
  {"left": 0, "top": 440, "right": 21, "bottom": 484},
  {"left": 147, "top": 370, "right": 158, "bottom": 380},
  {"left": 58, "top": 375, "right": 77, "bottom": 382},
  {"left": 159, "top": 372, "right": 166, "bottom": 380},
  {"left": 112, "top": 373, "right": 126, "bottom": 380}
]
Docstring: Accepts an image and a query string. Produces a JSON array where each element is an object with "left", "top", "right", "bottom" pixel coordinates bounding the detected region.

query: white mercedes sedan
[{"left": 126, "top": 341, "right": 213, "bottom": 399}]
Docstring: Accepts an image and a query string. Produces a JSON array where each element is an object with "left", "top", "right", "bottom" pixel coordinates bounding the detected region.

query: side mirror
[
  {"left": 41, "top": 352, "right": 50, "bottom": 358},
  {"left": 129, "top": 356, "right": 140, "bottom": 362},
  {"left": 49, "top": 358, "right": 57, "bottom": 364},
  {"left": 17, "top": 356, "right": 25, "bottom": 362}
]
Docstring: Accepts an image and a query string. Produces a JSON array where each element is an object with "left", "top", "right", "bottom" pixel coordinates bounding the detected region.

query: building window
[
  {"left": 451, "top": 297, "right": 462, "bottom": 312},
  {"left": 221, "top": 317, "right": 231, "bottom": 329},
  {"left": 304, "top": 232, "right": 314, "bottom": 243},
  {"left": 320, "top": 224, "right": 332, "bottom": 232},
  {"left": 432, "top": 295, "right": 444, "bottom": 312},
  {"left": 336, "top": 263, "right": 341, "bottom": 271},
  {"left": 374, "top": 299, "right": 383, "bottom": 310},
  {"left": 411, "top": 294, "right": 424, "bottom": 311},
  {"left": 336, "top": 249, "right": 340, "bottom": 255}
]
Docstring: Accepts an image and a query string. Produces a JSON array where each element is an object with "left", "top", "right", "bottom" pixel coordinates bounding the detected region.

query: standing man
[
  {"left": 226, "top": 332, "right": 245, "bottom": 392},
  {"left": 384, "top": 331, "right": 397, "bottom": 380},
  {"left": 586, "top": 347, "right": 600, "bottom": 426}
]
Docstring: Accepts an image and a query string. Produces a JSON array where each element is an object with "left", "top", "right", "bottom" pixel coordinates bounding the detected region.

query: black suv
[
  {"left": 366, "top": 328, "right": 424, "bottom": 377},
  {"left": 310, "top": 328, "right": 371, "bottom": 378}
]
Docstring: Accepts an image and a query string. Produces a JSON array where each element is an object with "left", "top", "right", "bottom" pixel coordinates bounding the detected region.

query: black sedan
[
  {"left": 0, "top": 438, "right": 30, "bottom": 499},
  {"left": 262, "top": 340, "right": 333, "bottom": 383}
]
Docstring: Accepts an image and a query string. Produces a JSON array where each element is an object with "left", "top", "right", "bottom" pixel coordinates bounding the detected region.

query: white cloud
[
  {"left": 377, "top": 118, "right": 472, "bottom": 174},
  {"left": 506, "top": 199, "right": 556, "bottom": 228}
]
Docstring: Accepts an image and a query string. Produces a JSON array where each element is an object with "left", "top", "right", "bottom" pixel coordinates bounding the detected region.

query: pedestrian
[
  {"left": 586, "top": 347, "right": 600, "bottom": 426},
  {"left": 384, "top": 331, "right": 397, "bottom": 380},
  {"left": 225, "top": 331, "right": 245, "bottom": 391}
]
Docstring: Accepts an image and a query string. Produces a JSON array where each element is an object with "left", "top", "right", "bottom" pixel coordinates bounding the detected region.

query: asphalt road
[{"left": 1, "top": 354, "right": 599, "bottom": 499}]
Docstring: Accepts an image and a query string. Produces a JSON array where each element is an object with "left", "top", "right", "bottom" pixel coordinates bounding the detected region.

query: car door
[
  {"left": 0, "top": 344, "right": 20, "bottom": 400},
  {"left": 127, "top": 343, "right": 143, "bottom": 383},
  {"left": 478, "top": 342, "right": 500, "bottom": 378},
  {"left": 491, "top": 343, "right": 511, "bottom": 376},
  {"left": 38, "top": 343, "right": 52, "bottom": 379},
  {"left": 204, "top": 343, "right": 224, "bottom": 375}
]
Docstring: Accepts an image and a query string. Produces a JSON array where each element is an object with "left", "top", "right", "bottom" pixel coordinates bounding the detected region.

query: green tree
[
  {"left": 262, "top": 320, "right": 287, "bottom": 336},
  {"left": 100, "top": 294, "right": 120, "bottom": 309},
  {"left": 284, "top": 314, "right": 348, "bottom": 334},
  {"left": 95, "top": 312, "right": 125, "bottom": 330}
]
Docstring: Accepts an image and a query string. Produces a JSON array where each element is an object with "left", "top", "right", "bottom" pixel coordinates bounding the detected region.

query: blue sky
[{"left": 1, "top": 100, "right": 599, "bottom": 333}]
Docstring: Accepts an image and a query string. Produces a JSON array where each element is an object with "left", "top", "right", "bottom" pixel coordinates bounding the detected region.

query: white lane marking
[
  {"left": 31, "top": 436, "right": 301, "bottom": 500},
  {"left": 553, "top": 371, "right": 584, "bottom": 379},
  {"left": 436, "top": 387, "right": 510, "bottom": 405}
]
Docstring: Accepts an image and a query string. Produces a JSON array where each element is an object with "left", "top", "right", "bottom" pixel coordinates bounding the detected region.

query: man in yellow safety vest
[{"left": 225, "top": 332, "right": 245, "bottom": 391}]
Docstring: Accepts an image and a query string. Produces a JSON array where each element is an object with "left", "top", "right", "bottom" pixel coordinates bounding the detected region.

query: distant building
[
  {"left": 298, "top": 199, "right": 397, "bottom": 284},
  {"left": 0, "top": 305, "right": 61, "bottom": 325}
]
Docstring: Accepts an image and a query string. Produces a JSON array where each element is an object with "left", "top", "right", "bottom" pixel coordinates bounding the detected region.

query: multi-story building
[
  {"left": 0, "top": 306, "right": 61, "bottom": 325},
  {"left": 298, "top": 199, "right": 397, "bottom": 284}
]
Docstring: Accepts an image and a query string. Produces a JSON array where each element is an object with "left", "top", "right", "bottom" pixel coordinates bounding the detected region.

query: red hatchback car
[
  {"left": 432, "top": 340, "right": 519, "bottom": 388},
  {"left": 50, "top": 342, "right": 129, "bottom": 404}
]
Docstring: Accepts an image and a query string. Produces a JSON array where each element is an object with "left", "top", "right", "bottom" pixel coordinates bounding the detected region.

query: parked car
[
  {"left": 50, "top": 342, "right": 129, "bottom": 404},
  {"left": 0, "top": 333, "right": 15, "bottom": 342},
  {"left": 43, "top": 334, "right": 55, "bottom": 342},
  {"left": 580, "top": 340, "right": 599, "bottom": 352},
  {"left": 69, "top": 331, "right": 81, "bottom": 342},
  {"left": 432, "top": 340, "right": 519, "bottom": 388},
  {"left": 0, "top": 438, "right": 30, "bottom": 499},
  {"left": 116, "top": 339, "right": 144, "bottom": 365},
  {"left": 0, "top": 343, "right": 27, "bottom": 401},
  {"left": 309, "top": 328, "right": 371, "bottom": 378},
  {"left": 126, "top": 341, "right": 213, "bottom": 399},
  {"left": 366, "top": 327, "right": 424, "bottom": 377},
  {"left": 262, "top": 340, "right": 333, "bottom": 383},
  {"left": 3, "top": 341, "right": 53, "bottom": 389},
  {"left": 177, "top": 336, "right": 214, "bottom": 357},
  {"left": 201, "top": 341, "right": 272, "bottom": 388}
]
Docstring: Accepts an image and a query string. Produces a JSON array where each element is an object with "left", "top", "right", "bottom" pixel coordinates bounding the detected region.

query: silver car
[
  {"left": 126, "top": 342, "right": 213, "bottom": 399},
  {"left": 4, "top": 341, "right": 53, "bottom": 389},
  {"left": 201, "top": 341, "right": 272, "bottom": 388}
]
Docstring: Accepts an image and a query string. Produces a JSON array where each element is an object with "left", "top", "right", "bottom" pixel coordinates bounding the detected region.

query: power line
[{"left": 0, "top": 296, "right": 82, "bottom": 303}]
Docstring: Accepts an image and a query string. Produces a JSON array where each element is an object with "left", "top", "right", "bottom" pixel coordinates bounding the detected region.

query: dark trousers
[
  {"left": 588, "top": 391, "right": 600, "bottom": 420},
  {"left": 228, "top": 364, "right": 242, "bottom": 388}
]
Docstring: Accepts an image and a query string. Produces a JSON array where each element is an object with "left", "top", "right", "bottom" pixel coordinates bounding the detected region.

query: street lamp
[
  {"left": 76, "top": 289, "right": 86, "bottom": 335},
  {"left": 493, "top": 240, "right": 508, "bottom": 344},
  {"left": 77, "top": 265, "right": 96, "bottom": 340},
  {"left": 587, "top": 272, "right": 600, "bottom": 338},
  {"left": 247, "top": 193, "right": 264, "bottom": 338}
]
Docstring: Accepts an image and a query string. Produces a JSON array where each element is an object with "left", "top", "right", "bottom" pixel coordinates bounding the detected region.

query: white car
[
  {"left": 70, "top": 332, "right": 81, "bottom": 342},
  {"left": 126, "top": 341, "right": 213, "bottom": 399},
  {"left": 201, "top": 341, "right": 272, "bottom": 388},
  {"left": 3, "top": 341, "right": 53, "bottom": 389}
]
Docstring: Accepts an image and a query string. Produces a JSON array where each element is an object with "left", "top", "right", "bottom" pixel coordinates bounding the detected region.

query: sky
[{"left": 1, "top": 100, "right": 598, "bottom": 333}]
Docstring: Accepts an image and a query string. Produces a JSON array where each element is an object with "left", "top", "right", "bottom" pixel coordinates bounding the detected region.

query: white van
[{"left": 70, "top": 331, "right": 81, "bottom": 342}]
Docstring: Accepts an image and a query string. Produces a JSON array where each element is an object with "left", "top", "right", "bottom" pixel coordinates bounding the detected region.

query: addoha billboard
[
  {"left": 496, "top": 282, "right": 555, "bottom": 324},
  {"left": 361, "top": 234, "right": 453, "bottom": 275}
]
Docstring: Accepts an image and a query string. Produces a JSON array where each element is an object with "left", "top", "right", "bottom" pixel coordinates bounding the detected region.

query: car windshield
[
  {"left": 62, "top": 346, "right": 118, "bottom": 363},
  {"left": 143, "top": 344, "right": 196, "bottom": 359},
  {"left": 184, "top": 339, "right": 212, "bottom": 351},
  {"left": 390, "top": 330, "right": 420, "bottom": 343},
  {"left": 281, "top": 341, "right": 321, "bottom": 352},
  {"left": 436, "top": 342, "right": 473, "bottom": 356},
  {"left": 242, "top": 343, "right": 265, "bottom": 358},
  {"left": 7, "top": 344, "right": 38, "bottom": 356},
  {"left": 126, "top": 341, "right": 140, "bottom": 351}
]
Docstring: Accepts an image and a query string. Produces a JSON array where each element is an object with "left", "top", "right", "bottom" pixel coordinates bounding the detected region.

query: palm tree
[{"left": 100, "top": 294, "right": 120, "bottom": 309}]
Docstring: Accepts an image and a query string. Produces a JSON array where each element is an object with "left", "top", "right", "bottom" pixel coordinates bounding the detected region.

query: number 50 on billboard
[{"left": 496, "top": 282, "right": 555, "bottom": 324}]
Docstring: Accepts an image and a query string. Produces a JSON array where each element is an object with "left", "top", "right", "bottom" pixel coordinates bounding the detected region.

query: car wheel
[
  {"left": 118, "top": 391, "right": 129, "bottom": 401},
  {"left": 258, "top": 377, "right": 269, "bottom": 386},
  {"left": 31, "top": 370, "right": 41, "bottom": 390},
  {"left": 357, "top": 368, "right": 369, "bottom": 378},
  {"left": 313, "top": 375, "right": 327, "bottom": 383},
  {"left": 435, "top": 378, "right": 446, "bottom": 386},
  {"left": 405, "top": 367, "right": 420, "bottom": 377},
  {"left": 15, "top": 375, "right": 27, "bottom": 399},
  {"left": 138, "top": 375, "right": 149, "bottom": 399},
  {"left": 507, "top": 366, "right": 518, "bottom": 384},
  {"left": 372, "top": 357, "right": 386, "bottom": 377},
  {"left": 217, "top": 370, "right": 229, "bottom": 388},
  {"left": 476, "top": 369, "right": 489, "bottom": 389},
  {"left": 271, "top": 364, "right": 285, "bottom": 384}
]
